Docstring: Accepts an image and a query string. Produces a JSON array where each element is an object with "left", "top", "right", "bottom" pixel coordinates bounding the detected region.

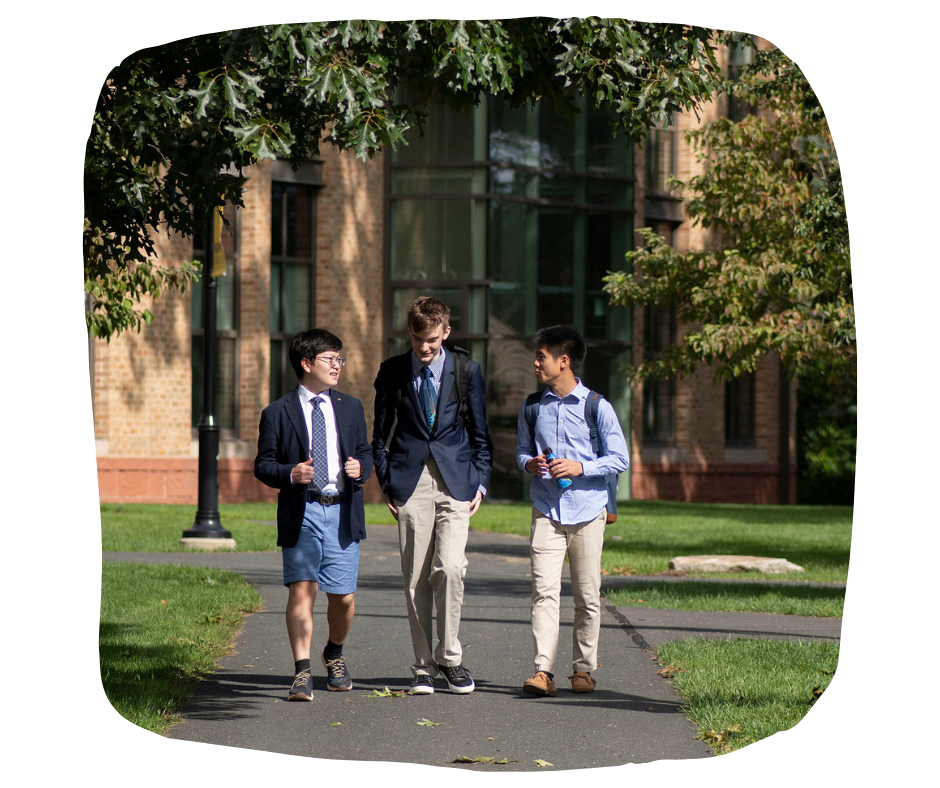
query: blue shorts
[{"left": 282, "top": 501, "right": 360, "bottom": 594}]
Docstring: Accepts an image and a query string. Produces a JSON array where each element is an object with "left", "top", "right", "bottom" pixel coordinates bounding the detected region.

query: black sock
[
  {"left": 324, "top": 640, "right": 343, "bottom": 660},
  {"left": 294, "top": 658, "right": 311, "bottom": 675},
  {"left": 545, "top": 671, "right": 554, "bottom": 680}
]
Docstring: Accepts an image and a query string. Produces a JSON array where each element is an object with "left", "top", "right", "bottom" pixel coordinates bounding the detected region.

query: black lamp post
[{"left": 183, "top": 210, "right": 233, "bottom": 542}]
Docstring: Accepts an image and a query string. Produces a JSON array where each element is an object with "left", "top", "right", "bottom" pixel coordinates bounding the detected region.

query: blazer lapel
[
  {"left": 329, "top": 390, "right": 348, "bottom": 459},
  {"left": 435, "top": 350, "right": 456, "bottom": 430},
  {"left": 286, "top": 388, "right": 309, "bottom": 458},
  {"left": 402, "top": 353, "right": 430, "bottom": 437}
]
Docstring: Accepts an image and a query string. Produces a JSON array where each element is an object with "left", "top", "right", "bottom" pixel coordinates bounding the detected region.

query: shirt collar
[
  {"left": 298, "top": 384, "right": 329, "bottom": 405},
  {"left": 542, "top": 378, "right": 587, "bottom": 403},
  {"left": 412, "top": 346, "right": 446, "bottom": 377}
]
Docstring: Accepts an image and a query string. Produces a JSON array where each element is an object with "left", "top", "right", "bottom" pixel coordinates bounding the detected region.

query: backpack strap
[
  {"left": 524, "top": 391, "right": 542, "bottom": 452},
  {"left": 584, "top": 390, "right": 602, "bottom": 457},
  {"left": 451, "top": 346, "right": 472, "bottom": 427},
  {"left": 584, "top": 389, "right": 619, "bottom": 520}
]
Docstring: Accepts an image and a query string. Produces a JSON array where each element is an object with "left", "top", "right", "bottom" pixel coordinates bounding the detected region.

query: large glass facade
[{"left": 389, "top": 96, "right": 634, "bottom": 499}]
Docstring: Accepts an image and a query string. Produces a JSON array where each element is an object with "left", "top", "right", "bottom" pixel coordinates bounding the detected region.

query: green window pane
[
  {"left": 391, "top": 168, "right": 483, "bottom": 196},
  {"left": 283, "top": 265, "right": 311, "bottom": 334},
  {"left": 390, "top": 200, "right": 481, "bottom": 280},
  {"left": 269, "top": 263, "right": 281, "bottom": 333}
]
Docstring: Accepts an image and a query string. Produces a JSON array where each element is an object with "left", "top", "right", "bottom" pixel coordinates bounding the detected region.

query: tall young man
[
  {"left": 372, "top": 297, "right": 493, "bottom": 694},
  {"left": 515, "top": 325, "right": 630, "bottom": 696},
  {"left": 254, "top": 329, "right": 373, "bottom": 701}
]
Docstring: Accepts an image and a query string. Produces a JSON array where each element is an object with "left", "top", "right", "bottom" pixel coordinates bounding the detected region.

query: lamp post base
[{"left": 179, "top": 537, "right": 237, "bottom": 551}]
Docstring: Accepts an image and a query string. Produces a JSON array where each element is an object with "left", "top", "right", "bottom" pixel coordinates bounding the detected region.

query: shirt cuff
[{"left": 478, "top": 485, "right": 487, "bottom": 498}]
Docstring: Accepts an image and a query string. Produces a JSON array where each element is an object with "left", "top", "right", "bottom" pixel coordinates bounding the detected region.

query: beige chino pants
[
  {"left": 529, "top": 507, "right": 606, "bottom": 674},
  {"left": 395, "top": 458, "right": 471, "bottom": 676}
]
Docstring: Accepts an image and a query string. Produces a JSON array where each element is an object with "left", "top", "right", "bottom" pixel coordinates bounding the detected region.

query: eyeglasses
[{"left": 314, "top": 355, "right": 346, "bottom": 369}]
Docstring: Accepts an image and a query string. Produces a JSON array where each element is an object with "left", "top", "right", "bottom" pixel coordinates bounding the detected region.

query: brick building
[{"left": 92, "top": 44, "right": 796, "bottom": 507}]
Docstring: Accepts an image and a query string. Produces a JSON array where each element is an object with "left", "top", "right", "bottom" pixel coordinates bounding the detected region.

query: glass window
[
  {"left": 727, "top": 39, "right": 756, "bottom": 122},
  {"left": 725, "top": 373, "right": 756, "bottom": 446},
  {"left": 270, "top": 182, "right": 318, "bottom": 400},
  {"left": 646, "top": 114, "right": 678, "bottom": 194},
  {"left": 642, "top": 304, "right": 676, "bottom": 445},
  {"left": 389, "top": 94, "right": 635, "bottom": 499}
]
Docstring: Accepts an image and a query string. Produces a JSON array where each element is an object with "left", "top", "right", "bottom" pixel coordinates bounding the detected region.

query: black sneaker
[
  {"left": 441, "top": 664, "right": 475, "bottom": 694},
  {"left": 408, "top": 674, "right": 435, "bottom": 695},
  {"left": 288, "top": 669, "right": 314, "bottom": 701},
  {"left": 321, "top": 650, "right": 353, "bottom": 691}
]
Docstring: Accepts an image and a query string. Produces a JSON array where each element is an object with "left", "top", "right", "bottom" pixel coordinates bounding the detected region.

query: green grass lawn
[
  {"left": 655, "top": 637, "right": 840, "bottom": 754},
  {"left": 101, "top": 500, "right": 852, "bottom": 581},
  {"left": 100, "top": 561, "right": 263, "bottom": 734}
]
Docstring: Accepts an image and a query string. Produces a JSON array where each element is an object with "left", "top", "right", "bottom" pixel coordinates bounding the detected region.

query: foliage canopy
[
  {"left": 85, "top": 19, "right": 721, "bottom": 339},
  {"left": 603, "top": 34, "right": 853, "bottom": 382}
]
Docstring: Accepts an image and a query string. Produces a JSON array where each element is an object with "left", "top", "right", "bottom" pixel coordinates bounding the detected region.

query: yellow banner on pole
[{"left": 211, "top": 206, "right": 227, "bottom": 279}]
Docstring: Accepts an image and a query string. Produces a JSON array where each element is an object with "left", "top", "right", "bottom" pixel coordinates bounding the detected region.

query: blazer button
[{"left": 420, "top": 459, "right": 425, "bottom": 465}]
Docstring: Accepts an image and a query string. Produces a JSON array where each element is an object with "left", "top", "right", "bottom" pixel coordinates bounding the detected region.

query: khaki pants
[
  {"left": 396, "top": 458, "right": 471, "bottom": 676},
  {"left": 529, "top": 507, "right": 606, "bottom": 674}
]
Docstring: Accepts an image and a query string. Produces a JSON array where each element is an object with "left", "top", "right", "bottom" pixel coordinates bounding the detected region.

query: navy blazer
[
  {"left": 372, "top": 349, "right": 493, "bottom": 502},
  {"left": 254, "top": 387, "right": 373, "bottom": 548}
]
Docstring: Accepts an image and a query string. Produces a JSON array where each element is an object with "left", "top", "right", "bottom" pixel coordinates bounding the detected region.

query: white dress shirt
[{"left": 297, "top": 384, "right": 344, "bottom": 493}]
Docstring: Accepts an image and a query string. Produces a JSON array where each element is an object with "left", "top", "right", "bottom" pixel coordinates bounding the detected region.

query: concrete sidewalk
[{"left": 104, "top": 525, "right": 840, "bottom": 770}]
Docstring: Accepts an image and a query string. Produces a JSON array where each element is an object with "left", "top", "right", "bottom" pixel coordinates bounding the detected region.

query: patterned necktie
[
  {"left": 310, "top": 397, "right": 329, "bottom": 490},
  {"left": 421, "top": 366, "right": 437, "bottom": 430}
]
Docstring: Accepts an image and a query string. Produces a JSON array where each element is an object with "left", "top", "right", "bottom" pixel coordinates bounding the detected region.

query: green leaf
[{"left": 367, "top": 686, "right": 405, "bottom": 698}]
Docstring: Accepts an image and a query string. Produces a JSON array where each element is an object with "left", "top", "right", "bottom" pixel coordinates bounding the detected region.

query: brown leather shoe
[
  {"left": 523, "top": 671, "right": 557, "bottom": 697},
  {"left": 569, "top": 671, "right": 597, "bottom": 693}
]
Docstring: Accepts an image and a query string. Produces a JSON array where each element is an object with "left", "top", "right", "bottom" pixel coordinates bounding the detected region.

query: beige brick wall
[
  {"left": 237, "top": 159, "right": 273, "bottom": 442},
  {"left": 93, "top": 228, "right": 193, "bottom": 459},
  {"left": 629, "top": 38, "right": 797, "bottom": 503},
  {"left": 313, "top": 144, "right": 386, "bottom": 415},
  {"left": 95, "top": 145, "right": 388, "bottom": 503}
]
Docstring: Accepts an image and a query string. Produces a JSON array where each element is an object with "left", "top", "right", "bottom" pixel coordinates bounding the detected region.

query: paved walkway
[{"left": 104, "top": 525, "right": 841, "bottom": 771}]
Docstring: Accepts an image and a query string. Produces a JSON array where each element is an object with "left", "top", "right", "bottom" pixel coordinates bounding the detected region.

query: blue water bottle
[{"left": 543, "top": 447, "right": 573, "bottom": 490}]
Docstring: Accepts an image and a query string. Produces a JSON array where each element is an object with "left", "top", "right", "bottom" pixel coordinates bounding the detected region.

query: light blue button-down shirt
[
  {"left": 515, "top": 379, "right": 630, "bottom": 524},
  {"left": 411, "top": 346, "right": 446, "bottom": 398}
]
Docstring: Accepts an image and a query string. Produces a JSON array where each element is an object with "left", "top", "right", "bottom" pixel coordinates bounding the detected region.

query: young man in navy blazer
[
  {"left": 255, "top": 329, "right": 373, "bottom": 701},
  {"left": 372, "top": 297, "right": 493, "bottom": 694}
]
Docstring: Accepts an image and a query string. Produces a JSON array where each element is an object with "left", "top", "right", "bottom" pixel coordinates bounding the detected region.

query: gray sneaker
[
  {"left": 288, "top": 669, "right": 314, "bottom": 701},
  {"left": 321, "top": 651, "right": 353, "bottom": 691}
]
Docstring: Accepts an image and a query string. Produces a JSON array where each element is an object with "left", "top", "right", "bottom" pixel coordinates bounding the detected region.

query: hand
[
  {"left": 384, "top": 493, "right": 399, "bottom": 520},
  {"left": 344, "top": 456, "right": 361, "bottom": 480},
  {"left": 548, "top": 457, "right": 583, "bottom": 479},
  {"left": 291, "top": 458, "right": 315, "bottom": 485},
  {"left": 525, "top": 455, "right": 549, "bottom": 476},
  {"left": 468, "top": 491, "right": 483, "bottom": 517}
]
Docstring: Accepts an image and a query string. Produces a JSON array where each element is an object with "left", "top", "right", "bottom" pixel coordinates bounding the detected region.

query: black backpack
[{"left": 522, "top": 389, "right": 619, "bottom": 523}]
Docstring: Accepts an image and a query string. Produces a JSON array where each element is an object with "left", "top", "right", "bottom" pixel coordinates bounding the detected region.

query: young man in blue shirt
[{"left": 515, "top": 325, "right": 630, "bottom": 696}]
